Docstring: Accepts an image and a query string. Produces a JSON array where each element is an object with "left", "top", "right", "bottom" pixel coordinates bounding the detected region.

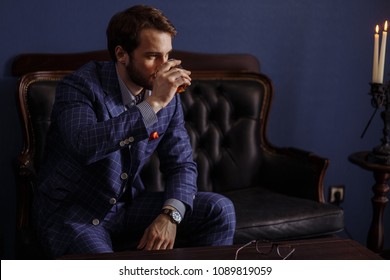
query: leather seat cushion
[{"left": 223, "top": 187, "right": 344, "bottom": 243}]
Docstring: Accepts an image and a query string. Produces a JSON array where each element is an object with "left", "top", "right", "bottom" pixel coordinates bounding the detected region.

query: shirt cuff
[
  {"left": 137, "top": 101, "right": 158, "bottom": 128},
  {"left": 163, "top": 199, "right": 186, "bottom": 218}
]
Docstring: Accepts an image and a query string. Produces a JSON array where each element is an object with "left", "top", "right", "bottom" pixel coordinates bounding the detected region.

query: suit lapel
[{"left": 101, "top": 62, "right": 126, "bottom": 118}]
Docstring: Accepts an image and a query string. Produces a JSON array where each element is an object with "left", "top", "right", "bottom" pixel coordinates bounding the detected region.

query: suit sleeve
[{"left": 157, "top": 95, "right": 198, "bottom": 211}]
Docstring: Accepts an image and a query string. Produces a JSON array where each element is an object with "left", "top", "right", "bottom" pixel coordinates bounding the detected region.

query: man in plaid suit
[{"left": 33, "top": 5, "right": 236, "bottom": 258}]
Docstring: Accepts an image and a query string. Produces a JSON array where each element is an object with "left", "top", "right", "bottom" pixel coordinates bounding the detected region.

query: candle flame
[
  {"left": 385, "top": 20, "right": 388, "bottom": 32},
  {"left": 375, "top": 25, "right": 379, "bottom": 34}
]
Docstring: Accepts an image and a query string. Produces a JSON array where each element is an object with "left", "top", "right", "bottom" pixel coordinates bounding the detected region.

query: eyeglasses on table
[{"left": 234, "top": 240, "right": 295, "bottom": 260}]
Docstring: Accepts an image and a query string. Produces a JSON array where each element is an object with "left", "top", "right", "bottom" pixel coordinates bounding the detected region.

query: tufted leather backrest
[{"left": 140, "top": 72, "right": 271, "bottom": 193}]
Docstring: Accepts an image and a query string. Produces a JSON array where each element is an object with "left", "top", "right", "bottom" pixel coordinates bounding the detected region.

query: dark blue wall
[{"left": 1, "top": 0, "right": 389, "bottom": 258}]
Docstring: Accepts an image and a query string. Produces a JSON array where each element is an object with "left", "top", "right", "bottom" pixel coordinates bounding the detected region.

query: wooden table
[
  {"left": 59, "top": 237, "right": 382, "bottom": 260},
  {"left": 349, "top": 151, "right": 390, "bottom": 253}
]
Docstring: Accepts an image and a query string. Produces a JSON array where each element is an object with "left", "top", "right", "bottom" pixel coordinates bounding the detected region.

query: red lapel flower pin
[{"left": 149, "top": 131, "right": 159, "bottom": 141}]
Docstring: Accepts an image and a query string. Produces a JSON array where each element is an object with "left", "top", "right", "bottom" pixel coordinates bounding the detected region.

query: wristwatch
[{"left": 161, "top": 208, "right": 182, "bottom": 225}]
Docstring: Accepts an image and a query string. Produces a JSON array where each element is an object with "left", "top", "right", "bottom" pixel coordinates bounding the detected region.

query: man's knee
[{"left": 202, "top": 193, "right": 236, "bottom": 227}]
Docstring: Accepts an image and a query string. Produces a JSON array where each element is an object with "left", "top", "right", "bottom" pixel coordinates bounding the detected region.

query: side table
[{"left": 348, "top": 151, "right": 389, "bottom": 253}]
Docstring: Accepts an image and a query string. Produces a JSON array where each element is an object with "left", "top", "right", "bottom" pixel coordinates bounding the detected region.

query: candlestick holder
[{"left": 367, "top": 79, "right": 390, "bottom": 165}]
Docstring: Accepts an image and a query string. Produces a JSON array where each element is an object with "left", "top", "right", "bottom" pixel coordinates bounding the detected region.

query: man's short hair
[{"left": 106, "top": 5, "right": 177, "bottom": 61}]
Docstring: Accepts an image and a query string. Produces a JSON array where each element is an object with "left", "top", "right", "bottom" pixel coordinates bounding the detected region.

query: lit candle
[
  {"left": 378, "top": 20, "right": 388, "bottom": 84},
  {"left": 373, "top": 25, "right": 380, "bottom": 83}
]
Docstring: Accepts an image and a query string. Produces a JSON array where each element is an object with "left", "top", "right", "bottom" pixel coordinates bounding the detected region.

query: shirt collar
[{"left": 116, "top": 65, "right": 135, "bottom": 107}]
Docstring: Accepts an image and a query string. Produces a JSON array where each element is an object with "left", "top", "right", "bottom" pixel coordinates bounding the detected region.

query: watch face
[{"left": 172, "top": 210, "right": 182, "bottom": 223}]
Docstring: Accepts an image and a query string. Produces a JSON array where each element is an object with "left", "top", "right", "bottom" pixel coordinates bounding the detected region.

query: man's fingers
[{"left": 137, "top": 232, "right": 148, "bottom": 250}]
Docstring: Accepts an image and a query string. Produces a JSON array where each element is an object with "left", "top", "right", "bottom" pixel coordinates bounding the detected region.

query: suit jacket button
[
  {"left": 128, "top": 136, "right": 134, "bottom": 143},
  {"left": 119, "top": 141, "right": 125, "bottom": 147},
  {"left": 109, "top": 198, "right": 117, "bottom": 205},
  {"left": 92, "top": 218, "right": 100, "bottom": 226},
  {"left": 120, "top": 173, "right": 128, "bottom": 180}
]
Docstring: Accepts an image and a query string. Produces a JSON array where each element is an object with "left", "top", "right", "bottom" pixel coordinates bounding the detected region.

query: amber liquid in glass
[{"left": 176, "top": 84, "right": 188, "bottom": 93}]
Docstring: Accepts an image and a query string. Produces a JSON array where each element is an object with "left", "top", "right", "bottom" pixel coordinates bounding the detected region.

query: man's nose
[
  {"left": 162, "top": 56, "right": 169, "bottom": 63},
  {"left": 157, "top": 55, "right": 168, "bottom": 64},
  {"left": 155, "top": 57, "right": 169, "bottom": 72}
]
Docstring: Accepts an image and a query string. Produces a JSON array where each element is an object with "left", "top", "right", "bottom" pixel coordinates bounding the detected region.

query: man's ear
[{"left": 115, "top": 46, "right": 127, "bottom": 64}]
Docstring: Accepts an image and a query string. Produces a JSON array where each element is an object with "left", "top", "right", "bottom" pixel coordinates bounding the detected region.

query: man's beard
[{"left": 125, "top": 60, "right": 153, "bottom": 90}]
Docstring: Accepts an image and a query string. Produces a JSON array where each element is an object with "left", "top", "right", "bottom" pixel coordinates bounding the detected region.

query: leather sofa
[{"left": 13, "top": 50, "right": 343, "bottom": 258}]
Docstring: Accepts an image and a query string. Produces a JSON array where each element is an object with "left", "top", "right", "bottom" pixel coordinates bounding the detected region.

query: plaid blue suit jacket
[{"left": 34, "top": 61, "right": 197, "bottom": 255}]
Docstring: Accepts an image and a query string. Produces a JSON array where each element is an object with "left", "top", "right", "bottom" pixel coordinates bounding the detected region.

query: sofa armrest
[
  {"left": 259, "top": 146, "right": 329, "bottom": 202},
  {"left": 15, "top": 153, "right": 38, "bottom": 230}
]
